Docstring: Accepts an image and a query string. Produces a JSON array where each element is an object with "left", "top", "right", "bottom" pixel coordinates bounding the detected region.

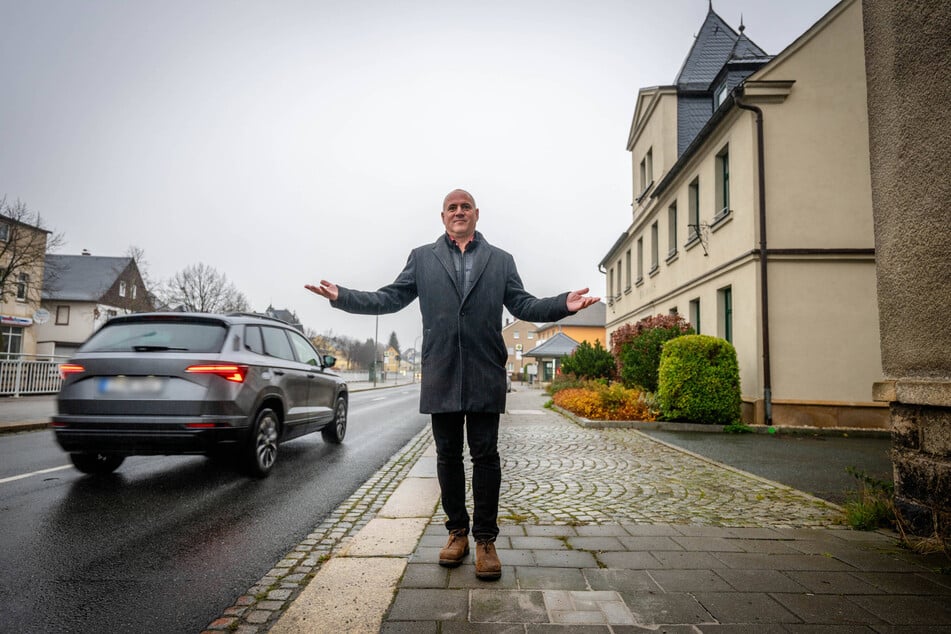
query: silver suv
[{"left": 53, "top": 312, "right": 348, "bottom": 477}]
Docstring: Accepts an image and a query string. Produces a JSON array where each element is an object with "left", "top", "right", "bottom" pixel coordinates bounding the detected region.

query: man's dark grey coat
[{"left": 332, "top": 232, "right": 573, "bottom": 414}]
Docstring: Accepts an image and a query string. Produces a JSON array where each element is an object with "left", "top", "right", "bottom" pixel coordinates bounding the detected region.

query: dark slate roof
[
  {"left": 537, "top": 302, "right": 606, "bottom": 331},
  {"left": 675, "top": 9, "right": 745, "bottom": 90},
  {"left": 42, "top": 255, "right": 131, "bottom": 301},
  {"left": 522, "top": 332, "right": 579, "bottom": 359},
  {"left": 674, "top": 8, "right": 768, "bottom": 156}
]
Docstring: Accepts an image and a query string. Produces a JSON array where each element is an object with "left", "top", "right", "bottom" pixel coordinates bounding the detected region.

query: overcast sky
[{"left": 1, "top": 0, "right": 837, "bottom": 351}]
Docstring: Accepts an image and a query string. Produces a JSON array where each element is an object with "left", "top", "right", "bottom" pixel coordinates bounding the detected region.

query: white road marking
[
  {"left": 0, "top": 464, "right": 71, "bottom": 485},
  {"left": 371, "top": 397, "right": 386, "bottom": 401}
]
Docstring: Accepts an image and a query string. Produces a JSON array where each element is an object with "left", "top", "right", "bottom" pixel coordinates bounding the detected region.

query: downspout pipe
[{"left": 734, "top": 90, "right": 772, "bottom": 425}]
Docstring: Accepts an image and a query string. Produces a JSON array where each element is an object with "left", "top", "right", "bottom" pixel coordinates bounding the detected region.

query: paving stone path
[{"left": 436, "top": 391, "right": 843, "bottom": 530}]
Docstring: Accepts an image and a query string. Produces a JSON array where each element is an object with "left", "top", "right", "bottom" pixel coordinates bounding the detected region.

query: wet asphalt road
[
  {"left": 0, "top": 385, "right": 427, "bottom": 633},
  {"left": 639, "top": 428, "right": 893, "bottom": 506}
]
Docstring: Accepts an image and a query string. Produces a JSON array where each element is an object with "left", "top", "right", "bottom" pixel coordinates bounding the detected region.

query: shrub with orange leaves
[{"left": 552, "top": 383, "right": 657, "bottom": 421}]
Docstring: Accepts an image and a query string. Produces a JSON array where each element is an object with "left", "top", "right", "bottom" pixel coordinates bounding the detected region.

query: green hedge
[
  {"left": 656, "top": 334, "right": 741, "bottom": 425},
  {"left": 560, "top": 340, "right": 615, "bottom": 381}
]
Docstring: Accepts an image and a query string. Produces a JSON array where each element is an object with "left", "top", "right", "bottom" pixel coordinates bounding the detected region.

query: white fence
[
  {"left": 0, "top": 356, "right": 68, "bottom": 397},
  {"left": 0, "top": 361, "right": 417, "bottom": 397}
]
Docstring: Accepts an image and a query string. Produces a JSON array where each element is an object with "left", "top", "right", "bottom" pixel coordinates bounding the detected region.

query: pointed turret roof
[{"left": 674, "top": 6, "right": 766, "bottom": 91}]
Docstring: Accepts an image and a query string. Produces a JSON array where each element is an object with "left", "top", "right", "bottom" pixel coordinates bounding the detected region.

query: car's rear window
[{"left": 79, "top": 320, "right": 229, "bottom": 353}]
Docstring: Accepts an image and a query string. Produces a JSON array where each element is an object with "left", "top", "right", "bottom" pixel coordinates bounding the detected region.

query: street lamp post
[{"left": 373, "top": 314, "right": 379, "bottom": 388}]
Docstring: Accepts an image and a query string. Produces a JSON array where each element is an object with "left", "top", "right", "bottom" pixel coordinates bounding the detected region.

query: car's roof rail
[{"left": 225, "top": 311, "right": 290, "bottom": 325}]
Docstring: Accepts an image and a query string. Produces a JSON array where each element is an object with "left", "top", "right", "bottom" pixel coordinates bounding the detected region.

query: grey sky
[{"left": 1, "top": 0, "right": 836, "bottom": 350}]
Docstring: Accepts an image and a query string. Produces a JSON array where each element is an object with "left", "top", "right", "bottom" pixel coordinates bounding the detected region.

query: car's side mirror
[{"left": 322, "top": 354, "right": 337, "bottom": 368}]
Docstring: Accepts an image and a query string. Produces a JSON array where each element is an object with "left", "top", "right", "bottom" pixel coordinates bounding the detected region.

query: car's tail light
[
  {"left": 185, "top": 364, "right": 248, "bottom": 383},
  {"left": 59, "top": 364, "right": 85, "bottom": 379}
]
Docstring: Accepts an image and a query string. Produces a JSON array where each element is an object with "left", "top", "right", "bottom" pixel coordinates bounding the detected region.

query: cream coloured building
[{"left": 599, "top": 0, "right": 885, "bottom": 428}]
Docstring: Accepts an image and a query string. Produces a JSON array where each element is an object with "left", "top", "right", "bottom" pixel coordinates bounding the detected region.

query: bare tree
[
  {"left": 0, "top": 197, "right": 65, "bottom": 302},
  {"left": 125, "top": 245, "right": 155, "bottom": 289},
  {"left": 160, "top": 262, "right": 250, "bottom": 313}
]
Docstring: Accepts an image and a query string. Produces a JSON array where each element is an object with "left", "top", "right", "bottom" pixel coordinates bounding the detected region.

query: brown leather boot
[
  {"left": 438, "top": 529, "right": 469, "bottom": 567},
  {"left": 475, "top": 540, "right": 502, "bottom": 580}
]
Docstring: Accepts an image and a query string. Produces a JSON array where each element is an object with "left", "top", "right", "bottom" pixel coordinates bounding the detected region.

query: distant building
[
  {"left": 265, "top": 305, "right": 304, "bottom": 332},
  {"left": 502, "top": 318, "right": 538, "bottom": 381},
  {"left": 37, "top": 254, "right": 154, "bottom": 357},
  {"left": 535, "top": 302, "right": 606, "bottom": 350},
  {"left": 598, "top": 0, "right": 884, "bottom": 428},
  {"left": 523, "top": 332, "right": 581, "bottom": 382},
  {"left": 0, "top": 216, "right": 50, "bottom": 357}
]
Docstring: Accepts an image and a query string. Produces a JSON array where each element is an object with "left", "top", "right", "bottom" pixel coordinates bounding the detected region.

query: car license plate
[{"left": 98, "top": 376, "right": 164, "bottom": 394}]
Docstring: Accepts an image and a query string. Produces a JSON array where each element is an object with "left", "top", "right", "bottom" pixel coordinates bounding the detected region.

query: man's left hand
[{"left": 566, "top": 288, "right": 601, "bottom": 312}]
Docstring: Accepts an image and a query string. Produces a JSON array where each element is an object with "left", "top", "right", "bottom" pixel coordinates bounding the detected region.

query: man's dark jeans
[{"left": 430, "top": 412, "right": 501, "bottom": 542}]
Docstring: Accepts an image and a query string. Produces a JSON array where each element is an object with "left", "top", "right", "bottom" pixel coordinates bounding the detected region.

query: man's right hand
[{"left": 304, "top": 280, "right": 339, "bottom": 301}]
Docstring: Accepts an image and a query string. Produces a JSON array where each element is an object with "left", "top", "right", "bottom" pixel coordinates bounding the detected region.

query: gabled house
[
  {"left": 535, "top": 302, "right": 607, "bottom": 350},
  {"left": 502, "top": 318, "right": 538, "bottom": 382},
  {"left": 599, "top": 0, "right": 884, "bottom": 428},
  {"left": 265, "top": 305, "right": 304, "bottom": 332},
  {"left": 36, "top": 254, "right": 154, "bottom": 357},
  {"left": 0, "top": 216, "right": 51, "bottom": 358},
  {"left": 523, "top": 332, "right": 581, "bottom": 383}
]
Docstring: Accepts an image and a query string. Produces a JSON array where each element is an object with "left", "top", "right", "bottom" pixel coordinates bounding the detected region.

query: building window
[
  {"left": 638, "top": 147, "right": 654, "bottom": 194},
  {"left": 56, "top": 305, "right": 70, "bottom": 325},
  {"left": 636, "top": 237, "right": 644, "bottom": 284},
  {"left": 617, "top": 259, "right": 622, "bottom": 295},
  {"left": 0, "top": 224, "right": 8, "bottom": 242},
  {"left": 132, "top": 285, "right": 137, "bottom": 300},
  {"left": 667, "top": 203, "right": 678, "bottom": 258},
  {"left": 688, "top": 178, "right": 700, "bottom": 242},
  {"left": 527, "top": 332, "right": 534, "bottom": 339},
  {"left": 640, "top": 148, "right": 654, "bottom": 195},
  {"left": 689, "top": 298, "right": 700, "bottom": 334},
  {"left": 16, "top": 274, "right": 28, "bottom": 301},
  {"left": 650, "top": 222, "right": 659, "bottom": 273},
  {"left": 513, "top": 332, "right": 520, "bottom": 339},
  {"left": 0, "top": 326, "right": 23, "bottom": 358},
  {"left": 715, "top": 146, "right": 730, "bottom": 219},
  {"left": 718, "top": 286, "right": 733, "bottom": 343},
  {"left": 624, "top": 249, "right": 632, "bottom": 290},
  {"left": 714, "top": 82, "right": 729, "bottom": 109},
  {"left": 608, "top": 268, "right": 614, "bottom": 303},
  {"left": 119, "top": 281, "right": 127, "bottom": 297}
]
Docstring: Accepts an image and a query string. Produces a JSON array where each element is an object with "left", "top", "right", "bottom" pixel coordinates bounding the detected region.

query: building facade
[
  {"left": 36, "top": 254, "right": 154, "bottom": 357},
  {"left": 0, "top": 217, "right": 52, "bottom": 358},
  {"left": 600, "top": 0, "right": 885, "bottom": 428},
  {"left": 502, "top": 318, "right": 538, "bottom": 382},
  {"left": 535, "top": 302, "right": 607, "bottom": 350}
]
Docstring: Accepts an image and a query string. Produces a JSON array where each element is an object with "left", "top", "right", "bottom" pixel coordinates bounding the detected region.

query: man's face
[{"left": 441, "top": 191, "right": 479, "bottom": 240}]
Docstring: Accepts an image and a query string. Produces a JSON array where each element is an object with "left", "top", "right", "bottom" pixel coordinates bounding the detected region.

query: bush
[
  {"left": 553, "top": 383, "right": 657, "bottom": 421},
  {"left": 656, "top": 334, "right": 741, "bottom": 424},
  {"left": 560, "top": 340, "right": 615, "bottom": 381},
  {"left": 611, "top": 314, "right": 694, "bottom": 392}
]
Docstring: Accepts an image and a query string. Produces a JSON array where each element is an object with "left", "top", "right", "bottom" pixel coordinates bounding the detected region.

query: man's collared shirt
[{"left": 445, "top": 232, "right": 479, "bottom": 296}]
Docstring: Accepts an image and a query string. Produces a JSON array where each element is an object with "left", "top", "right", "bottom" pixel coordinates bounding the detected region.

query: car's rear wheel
[
  {"left": 70, "top": 452, "right": 125, "bottom": 475},
  {"left": 321, "top": 395, "right": 347, "bottom": 444},
  {"left": 244, "top": 407, "right": 280, "bottom": 477}
]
